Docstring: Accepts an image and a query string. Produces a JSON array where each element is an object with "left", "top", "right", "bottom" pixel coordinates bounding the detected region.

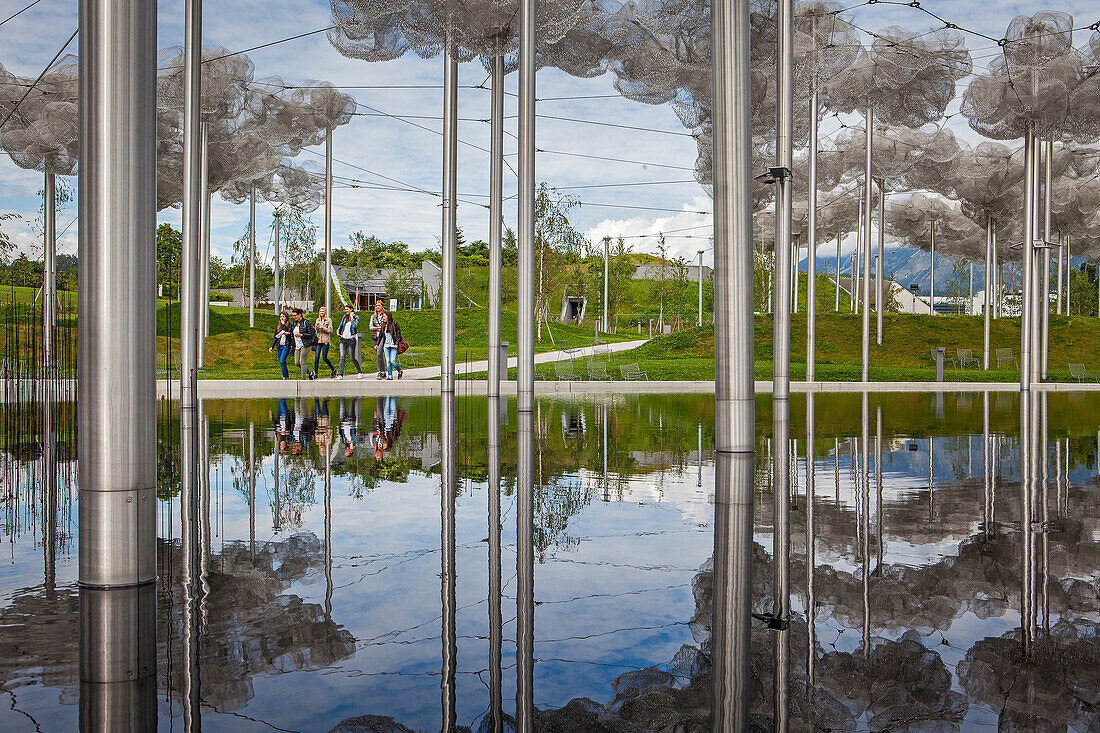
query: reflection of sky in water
[{"left": 2, "top": 392, "right": 1100, "bottom": 731}]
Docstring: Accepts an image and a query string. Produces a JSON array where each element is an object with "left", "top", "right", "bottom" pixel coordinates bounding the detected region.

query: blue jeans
[
  {"left": 384, "top": 346, "right": 401, "bottom": 377},
  {"left": 314, "top": 342, "right": 335, "bottom": 374},
  {"left": 277, "top": 345, "right": 291, "bottom": 379}
]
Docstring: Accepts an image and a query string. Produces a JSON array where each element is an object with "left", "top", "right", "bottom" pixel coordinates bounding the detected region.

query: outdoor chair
[
  {"left": 554, "top": 360, "right": 578, "bottom": 380},
  {"left": 957, "top": 348, "right": 980, "bottom": 369},
  {"left": 620, "top": 363, "right": 648, "bottom": 381},
  {"left": 587, "top": 360, "right": 611, "bottom": 380},
  {"left": 1069, "top": 363, "right": 1098, "bottom": 382},
  {"left": 929, "top": 348, "right": 957, "bottom": 369},
  {"left": 995, "top": 348, "right": 1018, "bottom": 369},
  {"left": 156, "top": 353, "right": 180, "bottom": 378},
  {"left": 402, "top": 351, "right": 422, "bottom": 369},
  {"left": 591, "top": 343, "right": 611, "bottom": 358}
]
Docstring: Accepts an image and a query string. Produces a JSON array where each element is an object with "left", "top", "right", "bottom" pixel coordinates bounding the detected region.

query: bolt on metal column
[{"left": 78, "top": 0, "right": 157, "bottom": 724}]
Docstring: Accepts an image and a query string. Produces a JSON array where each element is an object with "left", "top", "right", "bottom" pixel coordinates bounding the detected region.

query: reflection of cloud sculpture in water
[
  {"left": 958, "top": 618, "right": 1100, "bottom": 731},
  {"left": 0, "top": 534, "right": 355, "bottom": 713}
]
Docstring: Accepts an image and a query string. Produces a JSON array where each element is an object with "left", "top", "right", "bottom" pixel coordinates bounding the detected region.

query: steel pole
[
  {"left": 834, "top": 233, "right": 840, "bottom": 312},
  {"left": 249, "top": 187, "right": 255, "bottom": 327},
  {"left": 697, "top": 249, "right": 705, "bottom": 327},
  {"left": 274, "top": 210, "right": 281, "bottom": 311},
  {"left": 441, "top": 32, "right": 458, "bottom": 394},
  {"left": 929, "top": 224, "right": 935, "bottom": 315},
  {"left": 516, "top": 409, "right": 535, "bottom": 730},
  {"left": 198, "top": 122, "right": 209, "bottom": 368},
  {"left": 78, "top": 0, "right": 157, "bottom": 725},
  {"left": 1021, "top": 127, "right": 1035, "bottom": 391},
  {"left": 43, "top": 171, "right": 56, "bottom": 373},
  {"left": 516, "top": 0, "right": 536, "bottom": 412},
  {"left": 711, "top": 0, "right": 755, "bottom": 723},
  {"left": 993, "top": 228, "right": 999, "bottom": 318},
  {"left": 488, "top": 51, "right": 504, "bottom": 395},
  {"left": 854, "top": 191, "right": 862, "bottom": 314},
  {"left": 603, "top": 236, "right": 610, "bottom": 331},
  {"left": 773, "top": 0, "right": 794, "bottom": 398},
  {"left": 990, "top": 215, "right": 998, "bottom": 365},
  {"left": 1041, "top": 138, "right": 1052, "bottom": 379},
  {"left": 807, "top": 86, "right": 818, "bottom": 379},
  {"left": 325, "top": 128, "right": 333, "bottom": 315},
  {"left": 1056, "top": 238, "right": 1063, "bottom": 314},
  {"left": 861, "top": 110, "right": 873, "bottom": 380},
  {"left": 441, "top": 394, "right": 457, "bottom": 728},
  {"left": 876, "top": 185, "right": 884, "bottom": 345}
]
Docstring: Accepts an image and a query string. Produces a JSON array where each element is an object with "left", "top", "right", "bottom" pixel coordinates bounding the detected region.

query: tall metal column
[
  {"left": 603, "top": 236, "right": 610, "bottom": 331},
  {"left": 325, "top": 128, "right": 333, "bottom": 315},
  {"left": 990, "top": 215, "right": 998, "bottom": 365},
  {"left": 488, "top": 50, "right": 504, "bottom": 396},
  {"left": 806, "top": 79, "right": 818, "bottom": 379},
  {"left": 78, "top": 0, "right": 157, "bottom": 726},
  {"left": 516, "top": 409, "right": 536, "bottom": 730},
  {"left": 249, "top": 187, "right": 256, "bottom": 327},
  {"left": 711, "top": 0, "right": 755, "bottom": 723},
  {"left": 1056, "top": 237, "right": 1063, "bottom": 314},
  {"left": 854, "top": 189, "right": 862, "bottom": 314},
  {"left": 273, "top": 210, "right": 281, "bottom": 310},
  {"left": 929, "top": 223, "right": 936, "bottom": 315},
  {"left": 876, "top": 186, "right": 884, "bottom": 345},
  {"left": 516, "top": 0, "right": 536, "bottom": 411},
  {"left": 1041, "top": 138, "right": 1052, "bottom": 379},
  {"left": 861, "top": 111, "right": 873, "bottom": 380},
  {"left": 834, "top": 233, "right": 841, "bottom": 312},
  {"left": 1021, "top": 127, "right": 1035, "bottom": 391},
  {"left": 773, "top": 0, "right": 794, "bottom": 398},
  {"left": 993, "top": 229, "right": 1000, "bottom": 318},
  {"left": 487, "top": 396, "right": 503, "bottom": 730},
  {"left": 43, "top": 171, "right": 57, "bottom": 372},
  {"left": 697, "top": 249, "right": 705, "bottom": 327},
  {"left": 441, "top": 31, "right": 458, "bottom": 394},
  {"left": 198, "top": 122, "right": 210, "bottom": 368}
]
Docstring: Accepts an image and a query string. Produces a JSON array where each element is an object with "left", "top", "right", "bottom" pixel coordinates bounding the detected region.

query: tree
[
  {"left": 533, "top": 182, "right": 587, "bottom": 342},
  {"left": 0, "top": 212, "right": 15, "bottom": 265},
  {"left": 945, "top": 256, "right": 970, "bottom": 314},
  {"left": 607, "top": 237, "right": 634, "bottom": 331},
  {"left": 155, "top": 224, "right": 182, "bottom": 298},
  {"left": 383, "top": 269, "right": 419, "bottom": 307},
  {"left": 274, "top": 208, "right": 318, "bottom": 302}
]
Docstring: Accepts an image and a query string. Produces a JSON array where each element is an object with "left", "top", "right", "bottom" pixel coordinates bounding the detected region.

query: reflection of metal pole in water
[
  {"left": 516, "top": 0, "right": 536, "bottom": 412},
  {"left": 876, "top": 403, "right": 883, "bottom": 567},
  {"left": 1020, "top": 390, "right": 1035, "bottom": 651},
  {"left": 487, "top": 397, "right": 503, "bottom": 730},
  {"left": 200, "top": 411, "right": 211, "bottom": 624},
  {"left": 43, "top": 392, "right": 57, "bottom": 588},
  {"left": 771, "top": 397, "right": 791, "bottom": 731},
  {"left": 698, "top": 423, "right": 703, "bottom": 487},
  {"left": 1055, "top": 438, "right": 1062, "bottom": 517},
  {"left": 1041, "top": 393, "right": 1049, "bottom": 633},
  {"left": 325, "top": 442, "right": 333, "bottom": 620},
  {"left": 928, "top": 435, "right": 934, "bottom": 518},
  {"left": 249, "top": 423, "right": 255, "bottom": 555},
  {"left": 441, "top": 393, "right": 457, "bottom": 728},
  {"left": 181, "top": 411, "right": 202, "bottom": 732},
  {"left": 487, "top": 50, "right": 504, "bottom": 396},
  {"left": 603, "top": 401, "right": 608, "bottom": 494},
  {"left": 516, "top": 409, "right": 536, "bottom": 730},
  {"left": 983, "top": 394, "right": 991, "bottom": 534},
  {"left": 711, "top": 0, "right": 756, "bottom": 719},
  {"left": 861, "top": 394, "right": 870, "bottom": 656},
  {"left": 805, "top": 394, "right": 816, "bottom": 686},
  {"left": 77, "top": 0, "right": 158, "bottom": 722}
]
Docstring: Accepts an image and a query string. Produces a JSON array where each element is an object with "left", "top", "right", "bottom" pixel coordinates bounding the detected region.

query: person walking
[
  {"left": 291, "top": 308, "right": 318, "bottom": 380},
  {"left": 369, "top": 300, "right": 387, "bottom": 379},
  {"left": 336, "top": 303, "right": 364, "bottom": 379},
  {"left": 269, "top": 311, "right": 294, "bottom": 379},
  {"left": 314, "top": 306, "right": 336, "bottom": 378},
  {"left": 381, "top": 309, "right": 404, "bottom": 380}
]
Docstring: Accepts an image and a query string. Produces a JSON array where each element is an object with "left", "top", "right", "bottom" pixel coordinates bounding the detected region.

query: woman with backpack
[
  {"left": 380, "top": 309, "right": 404, "bottom": 380},
  {"left": 335, "top": 303, "right": 364, "bottom": 379},
  {"left": 268, "top": 311, "right": 294, "bottom": 379}
]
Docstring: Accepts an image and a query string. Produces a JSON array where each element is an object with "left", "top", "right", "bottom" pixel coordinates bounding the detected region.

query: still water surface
[{"left": 2, "top": 392, "right": 1099, "bottom": 731}]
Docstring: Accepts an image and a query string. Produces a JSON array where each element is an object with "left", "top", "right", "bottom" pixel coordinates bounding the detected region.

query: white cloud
[{"left": 585, "top": 196, "right": 713, "bottom": 263}]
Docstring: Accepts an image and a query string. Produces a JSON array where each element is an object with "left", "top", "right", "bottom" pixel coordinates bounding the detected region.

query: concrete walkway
[
  {"left": 397, "top": 338, "right": 649, "bottom": 380},
  {"left": 143, "top": 378, "right": 1100, "bottom": 400}
]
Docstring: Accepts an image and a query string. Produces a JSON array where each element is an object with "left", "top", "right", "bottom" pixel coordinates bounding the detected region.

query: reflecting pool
[{"left": 2, "top": 392, "right": 1099, "bottom": 730}]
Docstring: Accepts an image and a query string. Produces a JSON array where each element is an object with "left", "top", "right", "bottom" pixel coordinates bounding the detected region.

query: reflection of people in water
[
  {"left": 338, "top": 397, "right": 360, "bottom": 458},
  {"left": 314, "top": 398, "right": 331, "bottom": 459},
  {"left": 291, "top": 398, "right": 317, "bottom": 455},
  {"left": 371, "top": 395, "right": 406, "bottom": 460},
  {"left": 274, "top": 398, "right": 293, "bottom": 454}
]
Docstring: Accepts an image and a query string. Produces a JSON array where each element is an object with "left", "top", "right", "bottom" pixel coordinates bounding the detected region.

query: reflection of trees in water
[
  {"left": 0, "top": 584, "right": 80, "bottom": 701},
  {"left": 159, "top": 532, "right": 356, "bottom": 712}
]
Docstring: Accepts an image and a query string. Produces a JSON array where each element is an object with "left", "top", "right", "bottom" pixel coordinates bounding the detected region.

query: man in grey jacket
[{"left": 369, "top": 299, "right": 387, "bottom": 380}]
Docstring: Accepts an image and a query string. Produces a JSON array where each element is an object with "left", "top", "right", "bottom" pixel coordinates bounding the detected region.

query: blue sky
[{"left": 1, "top": 0, "right": 1097, "bottom": 268}]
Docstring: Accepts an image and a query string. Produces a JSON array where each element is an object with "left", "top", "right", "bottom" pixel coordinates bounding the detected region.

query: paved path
[{"left": 397, "top": 339, "right": 649, "bottom": 380}]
